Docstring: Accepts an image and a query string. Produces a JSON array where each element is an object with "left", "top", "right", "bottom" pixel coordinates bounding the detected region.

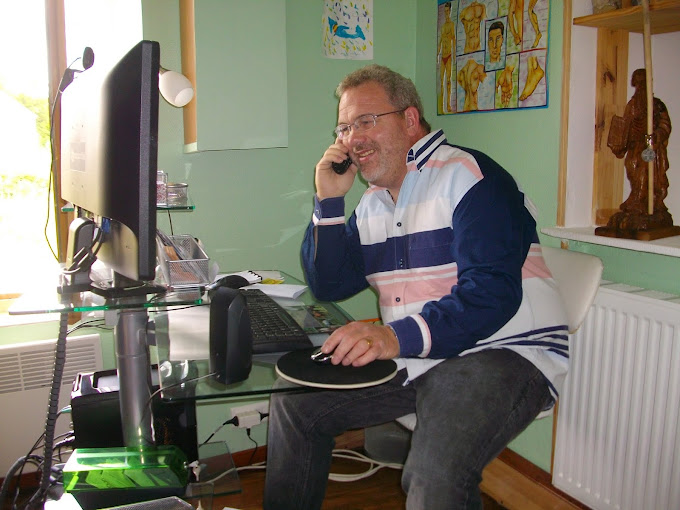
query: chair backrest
[
  {"left": 396, "top": 247, "right": 603, "bottom": 430},
  {"left": 541, "top": 246, "right": 603, "bottom": 334}
]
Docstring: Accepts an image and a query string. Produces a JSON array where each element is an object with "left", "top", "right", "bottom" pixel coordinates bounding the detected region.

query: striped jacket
[{"left": 302, "top": 130, "right": 568, "bottom": 400}]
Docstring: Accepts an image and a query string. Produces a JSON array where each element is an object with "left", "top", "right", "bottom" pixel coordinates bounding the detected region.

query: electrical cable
[
  {"left": 236, "top": 461, "right": 266, "bottom": 472},
  {"left": 44, "top": 55, "right": 84, "bottom": 262},
  {"left": 0, "top": 455, "right": 43, "bottom": 509},
  {"left": 25, "top": 310, "right": 69, "bottom": 508},
  {"left": 201, "top": 416, "right": 238, "bottom": 446},
  {"left": 327, "top": 449, "right": 403, "bottom": 482},
  {"left": 138, "top": 371, "right": 217, "bottom": 435},
  {"left": 167, "top": 209, "right": 174, "bottom": 235},
  {"left": 0, "top": 401, "right": 72, "bottom": 509},
  {"left": 244, "top": 429, "right": 259, "bottom": 467},
  {"left": 1, "top": 426, "right": 48, "bottom": 507},
  {"left": 225, "top": 448, "right": 403, "bottom": 482},
  {"left": 62, "top": 225, "right": 103, "bottom": 275},
  {"left": 67, "top": 318, "right": 111, "bottom": 335}
]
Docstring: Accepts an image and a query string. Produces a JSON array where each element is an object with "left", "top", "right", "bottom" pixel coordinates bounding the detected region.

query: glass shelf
[
  {"left": 8, "top": 281, "right": 204, "bottom": 316},
  {"left": 61, "top": 202, "right": 196, "bottom": 214},
  {"left": 157, "top": 202, "right": 196, "bottom": 212}
]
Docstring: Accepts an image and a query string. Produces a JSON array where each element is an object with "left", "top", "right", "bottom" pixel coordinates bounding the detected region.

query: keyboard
[{"left": 241, "top": 288, "right": 313, "bottom": 354}]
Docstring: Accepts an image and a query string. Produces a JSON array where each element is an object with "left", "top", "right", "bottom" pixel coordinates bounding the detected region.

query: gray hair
[{"left": 336, "top": 65, "right": 431, "bottom": 132}]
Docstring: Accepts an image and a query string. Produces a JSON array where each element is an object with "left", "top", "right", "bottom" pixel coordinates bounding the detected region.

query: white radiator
[
  {"left": 553, "top": 283, "right": 680, "bottom": 510},
  {"left": 0, "top": 334, "right": 102, "bottom": 476}
]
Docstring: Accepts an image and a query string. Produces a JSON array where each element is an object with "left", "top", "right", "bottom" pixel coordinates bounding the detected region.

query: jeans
[{"left": 263, "top": 348, "right": 552, "bottom": 510}]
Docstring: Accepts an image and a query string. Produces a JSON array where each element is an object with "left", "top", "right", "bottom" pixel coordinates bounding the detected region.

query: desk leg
[
  {"left": 116, "top": 308, "right": 154, "bottom": 447},
  {"left": 185, "top": 441, "right": 241, "bottom": 502}
]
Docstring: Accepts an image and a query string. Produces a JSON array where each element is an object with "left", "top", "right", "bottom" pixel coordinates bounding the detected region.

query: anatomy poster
[
  {"left": 437, "top": 0, "right": 549, "bottom": 115},
  {"left": 323, "top": 0, "right": 373, "bottom": 60}
]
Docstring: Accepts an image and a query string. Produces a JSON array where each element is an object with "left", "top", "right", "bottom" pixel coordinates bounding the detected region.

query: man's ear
[{"left": 404, "top": 106, "right": 420, "bottom": 133}]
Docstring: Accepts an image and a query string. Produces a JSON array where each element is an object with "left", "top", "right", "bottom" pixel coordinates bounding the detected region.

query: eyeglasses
[{"left": 334, "top": 109, "right": 407, "bottom": 139}]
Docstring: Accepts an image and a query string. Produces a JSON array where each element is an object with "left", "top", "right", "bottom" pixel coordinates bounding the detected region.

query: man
[
  {"left": 437, "top": 2, "right": 456, "bottom": 113},
  {"left": 487, "top": 21, "right": 504, "bottom": 64},
  {"left": 496, "top": 64, "right": 515, "bottom": 107},
  {"left": 509, "top": 0, "right": 524, "bottom": 46},
  {"left": 264, "top": 65, "right": 568, "bottom": 510},
  {"left": 460, "top": 0, "right": 486, "bottom": 53},
  {"left": 457, "top": 58, "right": 487, "bottom": 111}
]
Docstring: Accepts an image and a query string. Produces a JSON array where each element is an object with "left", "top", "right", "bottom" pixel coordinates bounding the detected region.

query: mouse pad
[{"left": 275, "top": 348, "right": 398, "bottom": 389}]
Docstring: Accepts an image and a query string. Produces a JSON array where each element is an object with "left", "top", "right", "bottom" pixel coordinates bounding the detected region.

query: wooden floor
[
  {"left": 1, "top": 458, "right": 506, "bottom": 510},
  {"left": 212, "top": 455, "right": 507, "bottom": 510}
]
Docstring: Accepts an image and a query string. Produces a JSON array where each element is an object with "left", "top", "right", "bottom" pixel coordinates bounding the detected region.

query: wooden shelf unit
[
  {"left": 573, "top": 0, "right": 680, "bottom": 34},
  {"left": 556, "top": 0, "right": 680, "bottom": 247}
]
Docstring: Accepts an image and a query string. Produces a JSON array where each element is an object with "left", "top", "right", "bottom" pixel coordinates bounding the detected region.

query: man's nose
[{"left": 344, "top": 127, "right": 365, "bottom": 145}]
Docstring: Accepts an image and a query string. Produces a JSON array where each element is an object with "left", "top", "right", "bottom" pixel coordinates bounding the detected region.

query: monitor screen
[{"left": 61, "top": 40, "right": 160, "bottom": 290}]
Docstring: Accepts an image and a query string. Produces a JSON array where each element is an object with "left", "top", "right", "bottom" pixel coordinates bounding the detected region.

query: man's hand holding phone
[{"left": 315, "top": 141, "right": 356, "bottom": 200}]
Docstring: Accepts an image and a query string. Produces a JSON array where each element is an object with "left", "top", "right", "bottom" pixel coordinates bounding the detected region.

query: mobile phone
[{"left": 331, "top": 157, "right": 352, "bottom": 175}]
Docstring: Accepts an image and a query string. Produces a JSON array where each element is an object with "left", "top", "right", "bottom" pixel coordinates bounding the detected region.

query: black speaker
[{"left": 209, "top": 286, "right": 253, "bottom": 384}]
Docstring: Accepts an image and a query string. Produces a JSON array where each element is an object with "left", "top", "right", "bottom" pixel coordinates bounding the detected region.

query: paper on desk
[
  {"left": 166, "top": 306, "right": 210, "bottom": 361},
  {"left": 164, "top": 280, "right": 307, "bottom": 361},
  {"left": 216, "top": 270, "right": 262, "bottom": 284},
  {"left": 249, "top": 283, "right": 307, "bottom": 299}
]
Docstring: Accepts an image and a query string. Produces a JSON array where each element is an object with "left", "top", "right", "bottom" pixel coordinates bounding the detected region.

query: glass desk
[
  {"left": 9, "top": 271, "right": 353, "bottom": 424},
  {"left": 9, "top": 272, "right": 354, "bottom": 504},
  {"left": 10, "top": 279, "right": 206, "bottom": 450},
  {"left": 153, "top": 279, "right": 353, "bottom": 402}
]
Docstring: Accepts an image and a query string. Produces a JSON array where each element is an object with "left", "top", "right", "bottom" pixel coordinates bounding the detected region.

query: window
[
  {"left": 0, "top": 0, "right": 142, "bottom": 317},
  {"left": 0, "top": 0, "right": 58, "bottom": 297}
]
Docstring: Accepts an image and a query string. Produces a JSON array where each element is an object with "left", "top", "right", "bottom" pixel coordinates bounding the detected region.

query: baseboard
[{"left": 480, "top": 449, "right": 589, "bottom": 510}]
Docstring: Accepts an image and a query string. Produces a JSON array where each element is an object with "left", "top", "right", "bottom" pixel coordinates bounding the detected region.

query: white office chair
[{"left": 395, "top": 245, "right": 603, "bottom": 431}]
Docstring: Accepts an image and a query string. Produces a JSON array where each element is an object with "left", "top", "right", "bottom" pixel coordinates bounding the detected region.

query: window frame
[
  {"left": 45, "top": 0, "right": 72, "bottom": 263},
  {"left": 0, "top": 1, "right": 69, "bottom": 323}
]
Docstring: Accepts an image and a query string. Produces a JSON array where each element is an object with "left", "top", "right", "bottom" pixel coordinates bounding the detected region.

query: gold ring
[{"left": 365, "top": 338, "right": 373, "bottom": 348}]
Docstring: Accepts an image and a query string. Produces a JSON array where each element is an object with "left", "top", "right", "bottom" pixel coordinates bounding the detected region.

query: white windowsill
[
  {"left": 541, "top": 226, "right": 680, "bottom": 258},
  {"left": 0, "top": 309, "right": 61, "bottom": 327}
]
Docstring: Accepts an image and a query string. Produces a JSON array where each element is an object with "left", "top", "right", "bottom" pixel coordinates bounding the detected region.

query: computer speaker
[{"left": 209, "top": 287, "right": 253, "bottom": 384}]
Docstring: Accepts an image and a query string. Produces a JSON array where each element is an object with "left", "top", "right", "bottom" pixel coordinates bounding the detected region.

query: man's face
[
  {"left": 337, "top": 82, "right": 412, "bottom": 189},
  {"left": 488, "top": 27, "right": 503, "bottom": 62}
]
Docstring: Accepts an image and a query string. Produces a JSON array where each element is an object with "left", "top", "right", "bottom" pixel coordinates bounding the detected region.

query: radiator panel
[
  {"left": 0, "top": 334, "right": 102, "bottom": 476},
  {"left": 553, "top": 285, "right": 680, "bottom": 510}
]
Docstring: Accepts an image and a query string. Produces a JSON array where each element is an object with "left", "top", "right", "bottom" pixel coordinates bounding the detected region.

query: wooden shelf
[{"left": 573, "top": 0, "right": 680, "bottom": 34}]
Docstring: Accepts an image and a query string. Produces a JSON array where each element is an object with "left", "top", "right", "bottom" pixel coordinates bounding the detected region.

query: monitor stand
[
  {"left": 113, "top": 305, "right": 242, "bottom": 501},
  {"left": 58, "top": 217, "right": 97, "bottom": 295},
  {"left": 115, "top": 304, "right": 156, "bottom": 448},
  {"left": 89, "top": 274, "right": 167, "bottom": 298}
]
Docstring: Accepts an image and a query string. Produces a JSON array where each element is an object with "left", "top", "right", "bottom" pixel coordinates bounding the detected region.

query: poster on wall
[
  {"left": 322, "top": 0, "right": 373, "bottom": 60},
  {"left": 437, "top": 0, "right": 549, "bottom": 115}
]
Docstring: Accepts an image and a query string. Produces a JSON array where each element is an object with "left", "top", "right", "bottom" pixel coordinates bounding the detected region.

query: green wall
[
  {"left": 415, "top": 1, "right": 564, "bottom": 239},
  {"left": 413, "top": 0, "right": 565, "bottom": 469},
  {"left": 141, "top": 0, "right": 562, "bottom": 468},
  {"left": 142, "top": 0, "right": 419, "bottom": 455},
  {"left": 4, "top": 0, "right": 678, "bottom": 475}
]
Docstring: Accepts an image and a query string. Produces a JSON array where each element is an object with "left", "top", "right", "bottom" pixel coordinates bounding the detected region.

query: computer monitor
[{"left": 60, "top": 40, "right": 160, "bottom": 294}]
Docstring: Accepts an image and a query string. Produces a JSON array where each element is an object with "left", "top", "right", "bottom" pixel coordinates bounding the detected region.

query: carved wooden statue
[{"left": 596, "top": 68, "right": 679, "bottom": 240}]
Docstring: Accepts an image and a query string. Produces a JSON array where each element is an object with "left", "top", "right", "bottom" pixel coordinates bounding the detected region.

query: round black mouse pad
[{"left": 276, "top": 348, "right": 398, "bottom": 389}]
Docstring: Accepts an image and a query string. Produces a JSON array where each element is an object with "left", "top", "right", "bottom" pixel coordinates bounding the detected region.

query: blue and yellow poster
[{"left": 323, "top": 1, "right": 373, "bottom": 60}]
